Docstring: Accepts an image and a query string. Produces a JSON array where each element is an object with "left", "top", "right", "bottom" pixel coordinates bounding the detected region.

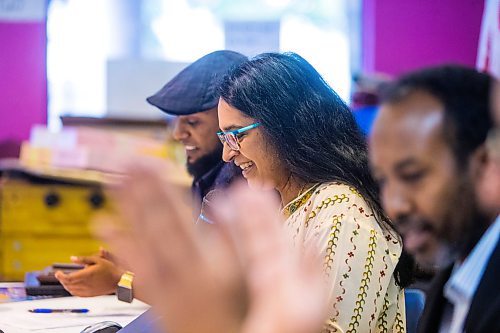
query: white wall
[{"left": 106, "top": 59, "right": 188, "bottom": 119}]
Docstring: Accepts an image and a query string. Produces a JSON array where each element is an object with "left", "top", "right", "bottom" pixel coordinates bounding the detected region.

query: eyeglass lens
[{"left": 225, "top": 133, "right": 240, "bottom": 150}]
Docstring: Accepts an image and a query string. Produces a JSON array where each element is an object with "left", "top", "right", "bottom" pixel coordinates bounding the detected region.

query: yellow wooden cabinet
[{"left": 0, "top": 168, "right": 108, "bottom": 281}]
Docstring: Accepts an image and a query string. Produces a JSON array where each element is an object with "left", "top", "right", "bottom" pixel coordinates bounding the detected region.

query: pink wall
[
  {"left": 363, "top": 0, "right": 484, "bottom": 76},
  {"left": 0, "top": 22, "right": 47, "bottom": 156}
]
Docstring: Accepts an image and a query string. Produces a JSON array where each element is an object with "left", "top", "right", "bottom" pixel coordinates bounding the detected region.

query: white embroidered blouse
[{"left": 283, "top": 182, "right": 406, "bottom": 333}]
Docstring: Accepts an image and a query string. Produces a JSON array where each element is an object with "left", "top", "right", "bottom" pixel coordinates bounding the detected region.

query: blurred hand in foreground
[{"left": 96, "top": 162, "right": 327, "bottom": 333}]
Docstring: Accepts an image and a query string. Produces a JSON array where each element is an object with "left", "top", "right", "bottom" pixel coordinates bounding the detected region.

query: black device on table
[{"left": 25, "top": 263, "right": 84, "bottom": 297}]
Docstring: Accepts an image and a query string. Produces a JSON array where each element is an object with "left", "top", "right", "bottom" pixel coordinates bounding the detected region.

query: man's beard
[
  {"left": 428, "top": 178, "right": 491, "bottom": 268},
  {"left": 396, "top": 216, "right": 458, "bottom": 271},
  {"left": 186, "top": 144, "right": 224, "bottom": 180},
  {"left": 397, "top": 175, "right": 492, "bottom": 271},
  {"left": 441, "top": 175, "right": 491, "bottom": 262}
]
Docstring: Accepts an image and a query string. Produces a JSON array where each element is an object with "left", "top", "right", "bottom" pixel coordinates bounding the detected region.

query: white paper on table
[{"left": 0, "top": 295, "right": 149, "bottom": 331}]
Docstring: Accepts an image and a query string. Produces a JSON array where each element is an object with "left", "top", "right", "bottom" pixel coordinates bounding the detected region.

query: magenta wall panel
[
  {"left": 363, "top": 0, "right": 484, "bottom": 76},
  {"left": 0, "top": 21, "right": 47, "bottom": 150}
]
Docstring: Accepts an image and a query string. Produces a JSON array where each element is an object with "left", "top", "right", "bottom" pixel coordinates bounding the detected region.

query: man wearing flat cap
[
  {"left": 55, "top": 50, "right": 247, "bottom": 299},
  {"left": 147, "top": 50, "right": 246, "bottom": 202}
]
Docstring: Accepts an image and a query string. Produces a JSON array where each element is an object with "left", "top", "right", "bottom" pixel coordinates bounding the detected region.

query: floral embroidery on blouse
[
  {"left": 283, "top": 182, "right": 406, "bottom": 333},
  {"left": 282, "top": 183, "right": 321, "bottom": 218}
]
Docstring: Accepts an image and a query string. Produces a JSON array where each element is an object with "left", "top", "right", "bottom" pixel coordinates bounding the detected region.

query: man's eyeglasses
[{"left": 217, "top": 122, "right": 261, "bottom": 151}]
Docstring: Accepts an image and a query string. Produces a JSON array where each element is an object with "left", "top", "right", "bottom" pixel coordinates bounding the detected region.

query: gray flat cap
[{"left": 147, "top": 50, "right": 247, "bottom": 115}]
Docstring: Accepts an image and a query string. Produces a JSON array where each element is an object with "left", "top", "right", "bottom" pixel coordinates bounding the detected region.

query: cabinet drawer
[
  {"left": 1, "top": 181, "right": 107, "bottom": 235},
  {"left": 0, "top": 235, "right": 101, "bottom": 281}
]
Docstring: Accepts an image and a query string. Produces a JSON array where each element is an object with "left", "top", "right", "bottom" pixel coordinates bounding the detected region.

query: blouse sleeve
[{"left": 301, "top": 185, "right": 406, "bottom": 333}]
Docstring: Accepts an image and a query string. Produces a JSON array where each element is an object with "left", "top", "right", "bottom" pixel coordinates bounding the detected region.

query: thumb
[
  {"left": 99, "top": 247, "right": 107, "bottom": 258},
  {"left": 99, "top": 247, "right": 115, "bottom": 262},
  {"left": 54, "top": 270, "right": 66, "bottom": 280},
  {"left": 71, "top": 255, "right": 98, "bottom": 265}
]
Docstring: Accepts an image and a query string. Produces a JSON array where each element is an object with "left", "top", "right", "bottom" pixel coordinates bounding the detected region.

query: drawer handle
[
  {"left": 89, "top": 192, "right": 105, "bottom": 209},
  {"left": 44, "top": 192, "right": 60, "bottom": 208}
]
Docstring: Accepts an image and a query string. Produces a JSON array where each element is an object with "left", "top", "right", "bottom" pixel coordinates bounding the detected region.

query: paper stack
[{"left": 20, "top": 125, "right": 169, "bottom": 174}]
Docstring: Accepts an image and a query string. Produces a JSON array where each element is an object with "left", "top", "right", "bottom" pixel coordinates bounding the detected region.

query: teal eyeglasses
[{"left": 217, "top": 122, "right": 261, "bottom": 151}]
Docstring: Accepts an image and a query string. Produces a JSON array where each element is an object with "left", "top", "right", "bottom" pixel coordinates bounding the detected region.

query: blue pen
[{"left": 29, "top": 308, "right": 89, "bottom": 313}]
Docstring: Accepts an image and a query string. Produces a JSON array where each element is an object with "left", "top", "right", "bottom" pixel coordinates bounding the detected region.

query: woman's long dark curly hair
[{"left": 219, "top": 52, "right": 414, "bottom": 287}]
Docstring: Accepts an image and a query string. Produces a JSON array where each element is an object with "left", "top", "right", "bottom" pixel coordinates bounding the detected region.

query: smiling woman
[{"left": 218, "top": 52, "right": 414, "bottom": 332}]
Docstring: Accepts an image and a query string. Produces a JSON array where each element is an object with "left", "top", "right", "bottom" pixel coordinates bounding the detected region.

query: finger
[
  {"left": 93, "top": 214, "right": 149, "bottom": 278},
  {"left": 57, "top": 268, "right": 88, "bottom": 284},
  {"left": 56, "top": 275, "right": 83, "bottom": 292},
  {"left": 97, "top": 213, "right": 175, "bottom": 304},
  {"left": 58, "top": 280, "right": 75, "bottom": 294},
  {"left": 126, "top": 163, "right": 194, "bottom": 238},
  {"left": 226, "top": 184, "right": 295, "bottom": 299},
  {"left": 225, "top": 183, "right": 284, "bottom": 269},
  {"left": 54, "top": 270, "right": 68, "bottom": 282},
  {"left": 115, "top": 164, "right": 202, "bottom": 275},
  {"left": 98, "top": 247, "right": 112, "bottom": 259},
  {"left": 94, "top": 211, "right": 170, "bottom": 306},
  {"left": 61, "top": 287, "right": 92, "bottom": 297},
  {"left": 70, "top": 255, "right": 98, "bottom": 266},
  {"left": 301, "top": 242, "right": 324, "bottom": 280}
]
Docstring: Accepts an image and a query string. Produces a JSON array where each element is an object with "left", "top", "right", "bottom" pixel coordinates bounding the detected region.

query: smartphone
[
  {"left": 36, "top": 263, "right": 85, "bottom": 285},
  {"left": 52, "top": 263, "right": 85, "bottom": 272}
]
